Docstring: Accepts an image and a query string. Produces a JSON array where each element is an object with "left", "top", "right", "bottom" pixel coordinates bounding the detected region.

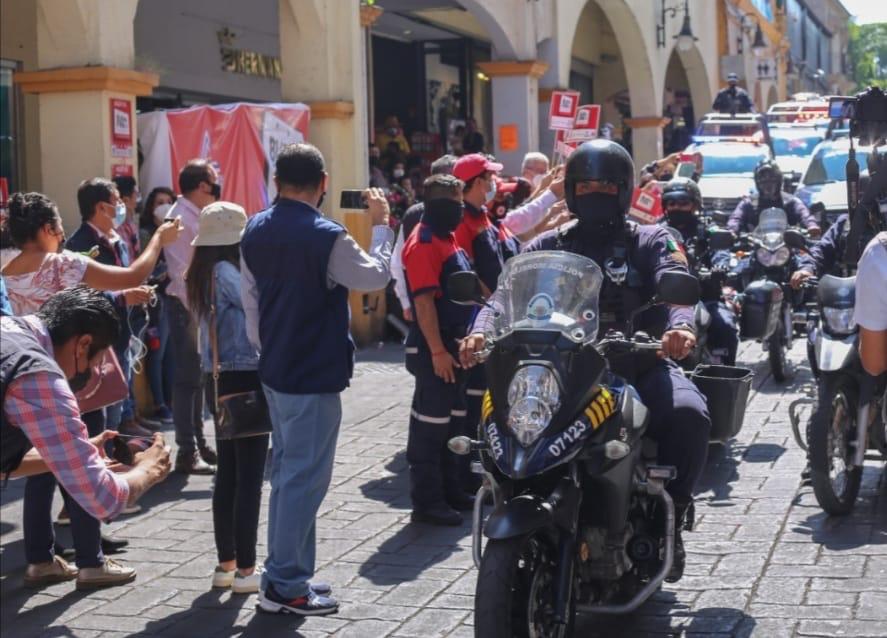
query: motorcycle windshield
[
  {"left": 494, "top": 251, "right": 604, "bottom": 344},
  {"left": 752, "top": 207, "right": 788, "bottom": 250}
]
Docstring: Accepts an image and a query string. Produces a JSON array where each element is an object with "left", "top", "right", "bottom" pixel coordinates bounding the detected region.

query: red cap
[{"left": 453, "top": 154, "right": 503, "bottom": 182}]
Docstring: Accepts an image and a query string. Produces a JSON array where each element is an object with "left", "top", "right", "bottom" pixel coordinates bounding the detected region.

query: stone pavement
[{"left": 1, "top": 340, "right": 884, "bottom": 638}]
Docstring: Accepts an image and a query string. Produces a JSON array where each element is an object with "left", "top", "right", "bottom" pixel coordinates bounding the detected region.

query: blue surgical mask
[{"left": 112, "top": 201, "right": 127, "bottom": 228}]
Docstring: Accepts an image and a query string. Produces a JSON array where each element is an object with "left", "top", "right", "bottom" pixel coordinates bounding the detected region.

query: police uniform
[
  {"left": 728, "top": 192, "right": 819, "bottom": 234},
  {"left": 712, "top": 86, "right": 754, "bottom": 113},
  {"left": 524, "top": 220, "right": 711, "bottom": 503},
  {"left": 402, "top": 221, "right": 475, "bottom": 512},
  {"left": 663, "top": 215, "right": 740, "bottom": 366},
  {"left": 797, "top": 208, "right": 887, "bottom": 278}
]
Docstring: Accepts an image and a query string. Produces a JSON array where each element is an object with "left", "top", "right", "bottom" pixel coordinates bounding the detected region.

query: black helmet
[
  {"left": 754, "top": 159, "right": 782, "bottom": 188},
  {"left": 661, "top": 177, "right": 702, "bottom": 210},
  {"left": 565, "top": 139, "right": 635, "bottom": 214}
]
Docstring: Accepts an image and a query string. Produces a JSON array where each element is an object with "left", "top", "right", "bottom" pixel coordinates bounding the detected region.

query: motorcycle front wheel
[
  {"left": 767, "top": 331, "right": 787, "bottom": 382},
  {"left": 474, "top": 533, "right": 574, "bottom": 638},
  {"left": 808, "top": 373, "right": 862, "bottom": 515}
]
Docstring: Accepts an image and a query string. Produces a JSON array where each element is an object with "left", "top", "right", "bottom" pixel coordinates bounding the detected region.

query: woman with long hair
[
  {"left": 138, "top": 186, "right": 177, "bottom": 425},
  {"left": 185, "top": 201, "right": 269, "bottom": 594}
]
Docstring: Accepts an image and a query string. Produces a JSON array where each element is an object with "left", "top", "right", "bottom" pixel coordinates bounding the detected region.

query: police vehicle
[
  {"left": 769, "top": 124, "right": 827, "bottom": 191},
  {"left": 683, "top": 139, "right": 773, "bottom": 215},
  {"left": 794, "top": 137, "right": 873, "bottom": 228}
]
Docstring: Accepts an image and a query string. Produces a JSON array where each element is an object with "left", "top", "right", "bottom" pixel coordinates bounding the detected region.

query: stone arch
[
  {"left": 674, "top": 44, "right": 713, "bottom": 123},
  {"left": 455, "top": 0, "right": 523, "bottom": 59}
]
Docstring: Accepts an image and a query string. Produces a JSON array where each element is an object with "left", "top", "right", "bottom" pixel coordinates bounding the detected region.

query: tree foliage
[{"left": 847, "top": 22, "right": 887, "bottom": 91}]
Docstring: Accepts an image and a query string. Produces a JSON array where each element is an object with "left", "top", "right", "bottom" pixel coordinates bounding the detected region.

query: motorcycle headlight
[
  {"left": 507, "top": 365, "right": 561, "bottom": 447},
  {"left": 822, "top": 307, "right": 856, "bottom": 335},
  {"left": 756, "top": 246, "right": 790, "bottom": 267}
]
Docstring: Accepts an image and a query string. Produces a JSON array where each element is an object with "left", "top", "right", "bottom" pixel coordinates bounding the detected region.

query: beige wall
[{"left": 1, "top": 0, "right": 41, "bottom": 192}]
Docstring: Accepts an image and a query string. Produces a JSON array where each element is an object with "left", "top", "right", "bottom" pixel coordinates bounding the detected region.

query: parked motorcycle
[
  {"left": 446, "top": 252, "right": 748, "bottom": 637},
  {"left": 734, "top": 208, "right": 808, "bottom": 382},
  {"left": 804, "top": 274, "right": 886, "bottom": 515}
]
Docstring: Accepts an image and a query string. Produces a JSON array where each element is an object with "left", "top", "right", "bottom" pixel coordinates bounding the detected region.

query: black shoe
[
  {"left": 101, "top": 535, "right": 129, "bottom": 555},
  {"left": 446, "top": 492, "right": 476, "bottom": 512},
  {"left": 258, "top": 583, "right": 339, "bottom": 616},
  {"left": 175, "top": 450, "right": 215, "bottom": 475},
  {"left": 198, "top": 446, "right": 218, "bottom": 466},
  {"left": 411, "top": 505, "right": 463, "bottom": 526},
  {"left": 666, "top": 500, "right": 691, "bottom": 583}
]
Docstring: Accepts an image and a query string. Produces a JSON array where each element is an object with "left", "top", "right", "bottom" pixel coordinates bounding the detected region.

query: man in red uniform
[{"left": 402, "top": 174, "right": 476, "bottom": 526}]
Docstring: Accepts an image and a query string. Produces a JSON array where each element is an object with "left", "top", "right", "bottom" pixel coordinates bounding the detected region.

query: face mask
[
  {"left": 573, "top": 193, "right": 623, "bottom": 232},
  {"left": 531, "top": 174, "right": 544, "bottom": 189},
  {"left": 666, "top": 209, "right": 696, "bottom": 228},
  {"left": 423, "top": 199, "right": 463, "bottom": 237},
  {"left": 486, "top": 180, "right": 497, "bottom": 203},
  {"left": 109, "top": 201, "right": 127, "bottom": 228},
  {"left": 757, "top": 179, "right": 780, "bottom": 201},
  {"left": 68, "top": 347, "right": 92, "bottom": 393},
  {"left": 387, "top": 127, "right": 398, "bottom": 136},
  {"left": 393, "top": 168, "right": 405, "bottom": 179},
  {"left": 153, "top": 202, "right": 173, "bottom": 226}
]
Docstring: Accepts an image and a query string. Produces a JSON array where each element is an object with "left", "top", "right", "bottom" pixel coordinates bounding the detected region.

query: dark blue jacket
[
  {"left": 728, "top": 193, "right": 818, "bottom": 234},
  {"left": 240, "top": 198, "right": 352, "bottom": 395},
  {"left": 798, "top": 209, "right": 887, "bottom": 276}
]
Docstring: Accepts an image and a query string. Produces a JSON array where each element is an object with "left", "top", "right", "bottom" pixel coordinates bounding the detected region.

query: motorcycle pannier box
[
  {"left": 740, "top": 280, "right": 783, "bottom": 340},
  {"left": 690, "top": 365, "right": 754, "bottom": 442}
]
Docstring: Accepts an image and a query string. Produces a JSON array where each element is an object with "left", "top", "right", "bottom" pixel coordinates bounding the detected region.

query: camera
[{"left": 828, "top": 87, "right": 887, "bottom": 147}]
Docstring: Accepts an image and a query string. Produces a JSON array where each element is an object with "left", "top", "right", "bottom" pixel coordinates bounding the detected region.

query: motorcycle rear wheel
[
  {"left": 808, "top": 373, "right": 862, "bottom": 515},
  {"left": 474, "top": 533, "right": 574, "bottom": 638}
]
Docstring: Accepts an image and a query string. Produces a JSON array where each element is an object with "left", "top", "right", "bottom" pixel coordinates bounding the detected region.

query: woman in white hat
[{"left": 185, "top": 201, "right": 270, "bottom": 594}]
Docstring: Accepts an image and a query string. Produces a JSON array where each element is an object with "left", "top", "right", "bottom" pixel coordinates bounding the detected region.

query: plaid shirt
[{"left": 2, "top": 316, "right": 129, "bottom": 520}]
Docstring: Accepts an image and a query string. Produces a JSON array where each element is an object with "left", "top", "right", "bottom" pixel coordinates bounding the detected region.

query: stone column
[
  {"left": 279, "top": 0, "right": 380, "bottom": 344},
  {"left": 13, "top": 0, "right": 156, "bottom": 229},
  {"left": 476, "top": 61, "right": 548, "bottom": 175},
  {"left": 623, "top": 117, "right": 670, "bottom": 176}
]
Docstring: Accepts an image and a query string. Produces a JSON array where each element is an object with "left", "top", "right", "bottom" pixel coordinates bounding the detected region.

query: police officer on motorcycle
[
  {"left": 661, "top": 178, "right": 740, "bottom": 365},
  {"left": 728, "top": 159, "right": 822, "bottom": 237},
  {"left": 461, "top": 140, "right": 712, "bottom": 582}
]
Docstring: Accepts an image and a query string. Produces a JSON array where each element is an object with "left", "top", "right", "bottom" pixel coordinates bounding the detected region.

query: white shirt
[
  {"left": 853, "top": 232, "right": 887, "bottom": 331},
  {"left": 162, "top": 196, "right": 201, "bottom": 304}
]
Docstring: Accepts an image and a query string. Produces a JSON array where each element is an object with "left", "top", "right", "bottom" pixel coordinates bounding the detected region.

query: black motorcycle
[
  {"left": 446, "top": 252, "right": 747, "bottom": 637},
  {"left": 734, "top": 208, "right": 808, "bottom": 381},
  {"left": 803, "top": 274, "right": 887, "bottom": 515}
]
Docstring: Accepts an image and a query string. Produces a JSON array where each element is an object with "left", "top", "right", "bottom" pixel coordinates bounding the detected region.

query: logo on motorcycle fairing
[{"left": 527, "top": 293, "right": 555, "bottom": 322}]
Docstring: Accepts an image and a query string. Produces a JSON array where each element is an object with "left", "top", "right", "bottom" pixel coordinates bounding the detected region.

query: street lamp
[
  {"left": 751, "top": 23, "right": 767, "bottom": 57},
  {"left": 657, "top": 0, "right": 696, "bottom": 50},
  {"left": 737, "top": 13, "right": 767, "bottom": 57}
]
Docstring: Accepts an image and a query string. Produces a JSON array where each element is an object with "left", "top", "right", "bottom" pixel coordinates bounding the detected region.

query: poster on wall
[
  {"left": 110, "top": 98, "right": 134, "bottom": 159},
  {"left": 548, "top": 90, "right": 581, "bottom": 130},
  {"left": 138, "top": 102, "right": 310, "bottom": 215}
]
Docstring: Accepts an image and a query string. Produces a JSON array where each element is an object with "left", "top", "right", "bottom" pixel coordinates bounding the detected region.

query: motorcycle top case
[{"left": 740, "top": 279, "right": 783, "bottom": 340}]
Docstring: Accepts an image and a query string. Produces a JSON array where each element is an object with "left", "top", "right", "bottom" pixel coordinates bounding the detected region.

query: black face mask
[
  {"left": 423, "top": 199, "right": 463, "bottom": 237},
  {"left": 573, "top": 193, "right": 623, "bottom": 233},
  {"left": 757, "top": 179, "right": 780, "bottom": 202},
  {"left": 666, "top": 209, "right": 696, "bottom": 228},
  {"left": 68, "top": 348, "right": 92, "bottom": 393}
]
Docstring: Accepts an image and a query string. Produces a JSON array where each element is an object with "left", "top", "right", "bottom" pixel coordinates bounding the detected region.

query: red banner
[{"left": 141, "top": 103, "right": 310, "bottom": 215}]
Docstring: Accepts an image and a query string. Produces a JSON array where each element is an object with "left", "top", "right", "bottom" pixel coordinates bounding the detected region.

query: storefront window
[{"left": 0, "top": 60, "right": 20, "bottom": 194}]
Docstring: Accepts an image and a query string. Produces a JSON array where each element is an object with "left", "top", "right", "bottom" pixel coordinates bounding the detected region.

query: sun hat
[{"left": 191, "top": 201, "right": 247, "bottom": 246}]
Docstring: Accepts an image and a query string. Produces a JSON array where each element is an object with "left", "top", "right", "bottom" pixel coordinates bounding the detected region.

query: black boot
[{"left": 666, "top": 500, "right": 693, "bottom": 583}]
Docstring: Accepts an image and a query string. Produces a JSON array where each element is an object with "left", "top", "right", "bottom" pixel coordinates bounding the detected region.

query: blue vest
[{"left": 240, "top": 199, "right": 353, "bottom": 394}]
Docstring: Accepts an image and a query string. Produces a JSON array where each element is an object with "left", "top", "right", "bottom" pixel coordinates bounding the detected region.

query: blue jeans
[
  {"left": 146, "top": 294, "right": 173, "bottom": 408},
  {"left": 261, "top": 387, "right": 341, "bottom": 599},
  {"left": 105, "top": 345, "right": 132, "bottom": 429}
]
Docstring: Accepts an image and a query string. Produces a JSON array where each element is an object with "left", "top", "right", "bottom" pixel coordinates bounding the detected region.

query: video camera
[
  {"left": 829, "top": 87, "right": 887, "bottom": 265},
  {"left": 828, "top": 87, "right": 887, "bottom": 147}
]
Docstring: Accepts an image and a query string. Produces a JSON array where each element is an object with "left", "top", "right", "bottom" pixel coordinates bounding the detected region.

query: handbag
[
  {"left": 75, "top": 348, "right": 129, "bottom": 414},
  {"left": 210, "top": 277, "right": 272, "bottom": 440}
]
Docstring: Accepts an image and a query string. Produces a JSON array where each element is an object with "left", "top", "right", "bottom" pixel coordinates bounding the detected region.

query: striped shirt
[{"left": 1, "top": 316, "right": 129, "bottom": 520}]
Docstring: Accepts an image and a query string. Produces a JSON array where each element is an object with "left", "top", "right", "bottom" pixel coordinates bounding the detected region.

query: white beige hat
[{"left": 191, "top": 201, "right": 247, "bottom": 246}]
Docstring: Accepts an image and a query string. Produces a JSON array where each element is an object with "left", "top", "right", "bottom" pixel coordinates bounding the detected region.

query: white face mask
[
  {"left": 531, "top": 174, "right": 544, "bottom": 189},
  {"left": 486, "top": 180, "right": 497, "bottom": 203},
  {"left": 153, "top": 203, "right": 173, "bottom": 226},
  {"left": 393, "top": 168, "right": 405, "bottom": 179}
]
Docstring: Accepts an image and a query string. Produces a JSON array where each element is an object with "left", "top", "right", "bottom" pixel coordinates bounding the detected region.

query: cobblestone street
[{"left": 1, "top": 340, "right": 885, "bottom": 638}]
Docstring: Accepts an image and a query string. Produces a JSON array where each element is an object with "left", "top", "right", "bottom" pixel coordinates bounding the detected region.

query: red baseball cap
[{"left": 453, "top": 154, "right": 504, "bottom": 182}]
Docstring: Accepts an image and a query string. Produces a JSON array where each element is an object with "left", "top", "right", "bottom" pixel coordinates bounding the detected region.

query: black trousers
[
  {"left": 706, "top": 301, "right": 740, "bottom": 367},
  {"left": 405, "top": 350, "right": 469, "bottom": 510},
  {"left": 635, "top": 360, "right": 712, "bottom": 503}
]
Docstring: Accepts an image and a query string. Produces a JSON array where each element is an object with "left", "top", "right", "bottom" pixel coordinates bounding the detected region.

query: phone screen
[{"left": 340, "top": 190, "right": 367, "bottom": 209}]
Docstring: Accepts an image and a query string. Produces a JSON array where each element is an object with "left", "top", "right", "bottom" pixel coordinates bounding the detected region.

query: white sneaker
[
  {"left": 212, "top": 567, "right": 236, "bottom": 589},
  {"left": 232, "top": 568, "right": 262, "bottom": 594}
]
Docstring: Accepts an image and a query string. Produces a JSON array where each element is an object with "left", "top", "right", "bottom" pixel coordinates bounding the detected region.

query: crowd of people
[{"left": 2, "top": 132, "right": 884, "bottom": 618}]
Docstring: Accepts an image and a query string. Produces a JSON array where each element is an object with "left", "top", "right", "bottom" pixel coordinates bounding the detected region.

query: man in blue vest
[{"left": 241, "top": 143, "right": 394, "bottom": 616}]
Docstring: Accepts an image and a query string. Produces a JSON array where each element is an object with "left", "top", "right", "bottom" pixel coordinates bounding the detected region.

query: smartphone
[{"left": 340, "top": 190, "right": 368, "bottom": 209}]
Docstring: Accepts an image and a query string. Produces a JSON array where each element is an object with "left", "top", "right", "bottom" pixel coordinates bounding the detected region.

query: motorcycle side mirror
[
  {"left": 448, "top": 271, "right": 485, "bottom": 306},
  {"left": 708, "top": 228, "right": 735, "bottom": 251},
  {"left": 784, "top": 228, "right": 807, "bottom": 250},
  {"left": 657, "top": 271, "right": 700, "bottom": 307},
  {"left": 710, "top": 210, "right": 730, "bottom": 226}
]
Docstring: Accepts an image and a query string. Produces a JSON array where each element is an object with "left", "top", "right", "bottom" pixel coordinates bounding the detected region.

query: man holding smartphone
[{"left": 241, "top": 143, "right": 393, "bottom": 616}]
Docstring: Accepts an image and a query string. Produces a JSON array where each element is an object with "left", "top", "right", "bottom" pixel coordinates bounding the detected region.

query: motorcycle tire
[
  {"left": 767, "top": 333, "right": 787, "bottom": 383},
  {"left": 475, "top": 534, "right": 574, "bottom": 638},
  {"left": 808, "top": 373, "right": 862, "bottom": 516}
]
